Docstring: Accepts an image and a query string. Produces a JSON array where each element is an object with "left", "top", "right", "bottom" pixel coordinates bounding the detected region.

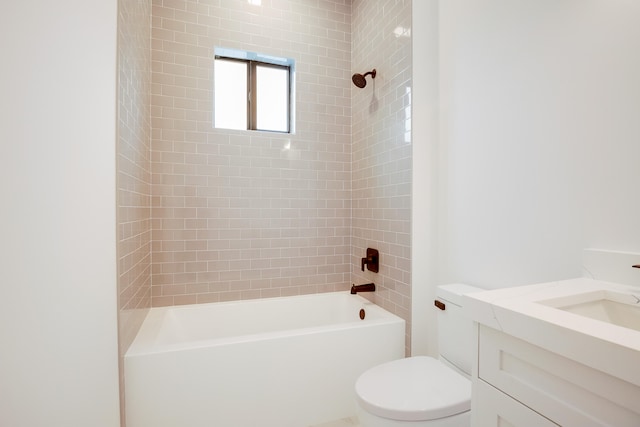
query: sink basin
[{"left": 538, "top": 290, "right": 640, "bottom": 332}]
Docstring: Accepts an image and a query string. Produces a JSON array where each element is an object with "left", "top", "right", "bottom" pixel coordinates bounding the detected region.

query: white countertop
[{"left": 464, "top": 278, "right": 640, "bottom": 387}]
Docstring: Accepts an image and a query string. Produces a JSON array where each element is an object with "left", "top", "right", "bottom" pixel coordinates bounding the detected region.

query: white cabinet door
[
  {"left": 478, "top": 325, "right": 640, "bottom": 427},
  {"left": 473, "top": 380, "right": 558, "bottom": 427}
]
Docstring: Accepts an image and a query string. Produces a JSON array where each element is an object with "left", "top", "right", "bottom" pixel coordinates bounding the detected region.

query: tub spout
[{"left": 351, "top": 283, "right": 375, "bottom": 294}]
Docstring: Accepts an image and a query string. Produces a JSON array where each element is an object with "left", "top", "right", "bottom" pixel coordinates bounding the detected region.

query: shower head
[{"left": 352, "top": 69, "right": 376, "bottom": 88}]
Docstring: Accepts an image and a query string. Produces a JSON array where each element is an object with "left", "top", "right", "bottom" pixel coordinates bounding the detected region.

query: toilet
[{"left": 354, "top": 284, "right": 481, "bottom": 427}]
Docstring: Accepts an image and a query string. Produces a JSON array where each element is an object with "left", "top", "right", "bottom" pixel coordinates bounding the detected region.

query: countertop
[{"left": 464, "top": 278, "right": 640, "bottom": 387}]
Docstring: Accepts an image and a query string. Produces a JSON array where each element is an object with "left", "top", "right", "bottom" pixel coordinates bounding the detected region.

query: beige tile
[{"left": 144, "top": 0, "right": 412, "bottom": 355}]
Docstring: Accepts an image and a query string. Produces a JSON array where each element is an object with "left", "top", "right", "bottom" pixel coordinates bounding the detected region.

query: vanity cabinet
[{"left": 472, "top": 324, "right": 640, "bottom": 427}]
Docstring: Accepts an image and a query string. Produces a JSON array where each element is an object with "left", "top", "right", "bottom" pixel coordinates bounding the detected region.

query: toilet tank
[{"left": 435, "top": 284, "right": 483, "bottom": 376}]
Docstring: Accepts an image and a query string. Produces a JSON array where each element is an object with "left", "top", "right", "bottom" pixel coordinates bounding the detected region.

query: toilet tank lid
[{"left": 436, "top": 284, "right": 484, "bottom": 306}]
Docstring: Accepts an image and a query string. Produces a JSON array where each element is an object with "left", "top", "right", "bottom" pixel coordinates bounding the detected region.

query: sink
[{"left": 538, "top": 290, "right": 640, "bottom": 332}]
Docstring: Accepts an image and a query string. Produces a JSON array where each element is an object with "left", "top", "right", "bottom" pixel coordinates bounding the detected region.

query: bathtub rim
[{"left": 125, "top": 291, "right": 404, "bottom": 357}]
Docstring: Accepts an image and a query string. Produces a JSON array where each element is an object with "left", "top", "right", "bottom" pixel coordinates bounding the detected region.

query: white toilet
[{"left": 354, "top": 284, "right": 481, "bottom": 427}]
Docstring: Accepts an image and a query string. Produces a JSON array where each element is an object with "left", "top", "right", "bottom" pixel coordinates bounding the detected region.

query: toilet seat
[{"left": 355, "top": 356, "right": 471, "bottom": 421}]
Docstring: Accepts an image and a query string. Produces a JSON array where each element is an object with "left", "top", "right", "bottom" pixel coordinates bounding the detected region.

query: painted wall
[
  {"left": 411, "top": 0, "right": 439, "bottom": 356},
  {"left": 0, "top": 1, "right": 121, "bottom": 426},
  {"left": 412, "top": 0, "right": 640, "bottom": 355},
  {"left": 351, "top": 0, "right": 413, "bottom": 353},
  {"left": 150, "top": 0, "right": 353, "bottom": 304},
  {"left": 438, "top": 0, "right": 640, "bottom": 288}
]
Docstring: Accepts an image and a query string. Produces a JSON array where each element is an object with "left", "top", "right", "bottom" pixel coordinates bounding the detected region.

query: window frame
[{"left": 213, "top": 48, "right": 295, "bottom": 134}]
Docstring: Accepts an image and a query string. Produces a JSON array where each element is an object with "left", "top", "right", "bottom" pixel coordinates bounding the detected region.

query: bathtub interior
[{"left": 129, "top": 291, "right": 394, "bottom": 354}]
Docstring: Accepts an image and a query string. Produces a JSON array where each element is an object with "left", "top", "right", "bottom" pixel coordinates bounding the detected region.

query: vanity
[{"left": 465, "top": 277, "right": 640, "bottom": 426}]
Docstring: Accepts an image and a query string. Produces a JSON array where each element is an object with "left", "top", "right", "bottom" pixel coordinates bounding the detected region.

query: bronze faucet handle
[{"left": 361, "top": 248, "right": 379, "bottom": 273}]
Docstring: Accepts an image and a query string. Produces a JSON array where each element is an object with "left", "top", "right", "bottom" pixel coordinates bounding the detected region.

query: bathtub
[{"left": 124, "top": 291, "right": 405, "bottom": 427}]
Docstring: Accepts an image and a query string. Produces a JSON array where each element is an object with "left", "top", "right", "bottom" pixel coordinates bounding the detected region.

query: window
[{"left": 214, "top": 48, "right": 295, "bottom": 133}]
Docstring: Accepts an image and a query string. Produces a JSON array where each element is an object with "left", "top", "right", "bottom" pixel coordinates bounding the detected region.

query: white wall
[
  {"left": 0, "top": 1, "right": 120, "bottom": 426},
  {"left": 438, "top": 0, "right": 640, "bottom": 289},
  {"left": 411, "top": 0, "right": 440, "bottom": 356},
  {"left": 413, "top": 0, "right": 640, "bottom": 355}
]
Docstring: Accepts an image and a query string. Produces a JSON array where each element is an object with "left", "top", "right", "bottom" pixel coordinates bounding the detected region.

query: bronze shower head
[{"left": 352, "top": 69, "right": 376, "bottom": 88}]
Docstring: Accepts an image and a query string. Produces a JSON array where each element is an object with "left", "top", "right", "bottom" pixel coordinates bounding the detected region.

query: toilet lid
[{"left": 355, "top": 356, "right": 471, "bottom": 421}]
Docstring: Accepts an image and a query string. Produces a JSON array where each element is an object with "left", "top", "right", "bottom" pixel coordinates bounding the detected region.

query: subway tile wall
[
  {"left": 117, "top": 0, "right": 152, "bottom": 424},
  {"left": 351, "top": 0, "right": 412, "bottom": 354},
  {"left": 117, "top": 0, "right": 152, "bottom": 357},
  {"left": 150, "top": 0, "right": 353, "bottom": 304}
]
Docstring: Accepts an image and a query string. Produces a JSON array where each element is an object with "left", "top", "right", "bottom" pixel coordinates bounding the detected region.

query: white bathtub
[{"left": 125, "top": 291, "right": 405, "bottom": 427}]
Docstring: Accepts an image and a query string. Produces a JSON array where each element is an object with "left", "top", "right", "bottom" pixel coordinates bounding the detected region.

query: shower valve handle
[{"left": 361, "top": 248, "right": 379, "bottom": 273}]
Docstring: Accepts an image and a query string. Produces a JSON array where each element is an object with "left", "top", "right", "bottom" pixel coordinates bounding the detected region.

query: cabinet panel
[
  {"left": 478, "top": 325, "right": 640, "bottom": 427},
  {"left": 473, "top": 380, "right": 558, "bottom": 427}
]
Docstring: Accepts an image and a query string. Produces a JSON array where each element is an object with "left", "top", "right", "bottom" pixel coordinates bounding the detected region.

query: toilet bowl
[{"left": 354, "top": 284, "right": 481, "bottom": 427}]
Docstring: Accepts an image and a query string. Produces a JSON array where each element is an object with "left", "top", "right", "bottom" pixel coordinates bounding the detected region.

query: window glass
[
  {"left": 256, "top": 64, "right": 289, "bottom": 132},
  {"left": 214, "top": 59, "right": 247, "bottom": 131}
]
